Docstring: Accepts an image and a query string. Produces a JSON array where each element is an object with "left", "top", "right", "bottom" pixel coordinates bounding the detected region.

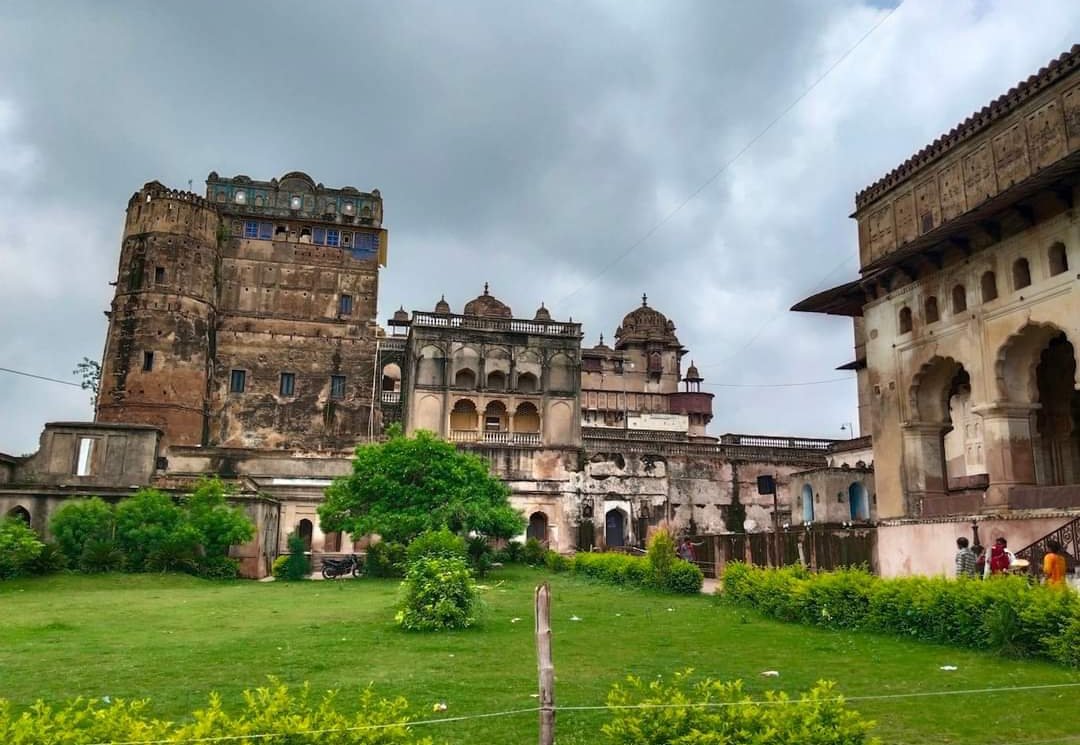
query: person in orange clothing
[{"left": 1043, "top": 540, "right": 1068, "bottom": 587}]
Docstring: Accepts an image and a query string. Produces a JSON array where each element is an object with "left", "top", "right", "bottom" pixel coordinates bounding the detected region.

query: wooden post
[{"left": 535, "top": 582, "right": 555, "bottom": 745}]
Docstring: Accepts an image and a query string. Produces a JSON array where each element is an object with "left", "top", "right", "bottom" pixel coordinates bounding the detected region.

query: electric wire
[{"left": 0, "top": 365, "right": 83, "bottom": 388}]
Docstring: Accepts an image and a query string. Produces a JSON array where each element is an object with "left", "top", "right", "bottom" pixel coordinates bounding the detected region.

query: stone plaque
[
  {"left": 1027, "top": 100, "right": 1068, "bottom": 170},
  {"left": 893, "top": 190, "right": 917, "bottom": 245},
  {"left": 1063, "top": 83, "right": 1080, "bottom": 151},
  {"left": 914, "top": 177, "right": 940, "bottom": 235},
  {"left": 963, "top": 143, "right": 997, "bottom": 207},
  {"left": 938, "top": 160, "right": 966, "bottom": 220},
  {"left": 868, "top": 203, "right": 896, "bottom": 259},
  {"left": 992, "top": 122, "right": 1030, "bottom": 188}
]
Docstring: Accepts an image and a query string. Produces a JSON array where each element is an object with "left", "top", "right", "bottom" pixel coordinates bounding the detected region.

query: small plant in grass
[
  {"left": 523, "top": 537, "right": 546, "bottom": 566},
  {"left": 543, "top": 549, "right": 571, "bottom": 572},
  {"left": 467, "top": 535, "right": 493, "bottom": 576},
  {"left": 0, "top": 518, "right": 44, "bottom": 579},
  {"left": 397, "top": 556, "right": 477, "bottom": 631},
  {"left": 278, "top": 534, "right": 310, "bottom": 581},
  {"left": 600, "top": 670, "right": 879, "bottom": 744}
]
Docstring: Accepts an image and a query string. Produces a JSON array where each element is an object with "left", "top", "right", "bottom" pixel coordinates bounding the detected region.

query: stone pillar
[
  {"left": 973, "top": 403, "right": 1039, "bottom": 508},
  {"left": 901, "top": 422, "right": 949, "bottom": 516}
]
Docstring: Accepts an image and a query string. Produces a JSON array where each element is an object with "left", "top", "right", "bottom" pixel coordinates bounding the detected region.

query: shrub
[
  {"left": 49, "top": 498, "right": 115, "bottom": 564},
  {"left": 366, "top": 540, "right": 407, "bottom": 578},
  {"left": 467, "top": 535, "right": 494, "bottom": 577},
  {"left": 646, "top": 528, "right": 676, "bottom": 588},
  {"left": 406, "top": 528, "right": 467, "bottom": 563},
  {"left": 599, "top": 670, "right": 878, "bottom": 745},
  {"left": 184, "top": 478, "right": 255, "bottom": 558},
  {"left": 26, "top": 542, "right": 67, "bottom": 576},
  {"left": 397, "top": 556, "right": 477, "bottom": 631},
  {"left": 0, "top": 679, "right": 434, "bottom": 744},
  {"left": 271, "top": 555, "right": 289, "bottom": 579},
  {"left": 192, "top": 555, "right": 241, "bottom": 580},
  {"left": 523, "top": 537, "right": 546, "bottom": 566},
  {"left": 115, "top": 490, "right": 194, "bottom": 572},
  {"left": 278, "top": 534, "right": 311, "bottom": 581},
  {"left": 504, "top": 540, "right": 524, "bottom": 563},
  {"left": 0, "top": 518, "right": 44, "bottom": 579},
  {"left": 79, "top": 539, "right": 125, "bottom": 573},
  {"left": 543, "top": 550, "right": 571, "bottom": 573},
  {"left": 664, "top": 559, "right": 704, "bottom": 594}
]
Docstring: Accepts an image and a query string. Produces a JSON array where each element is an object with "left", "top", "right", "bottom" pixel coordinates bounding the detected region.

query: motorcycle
[{"left": 321, "top": 554, "right": 362, "bottom": 579}]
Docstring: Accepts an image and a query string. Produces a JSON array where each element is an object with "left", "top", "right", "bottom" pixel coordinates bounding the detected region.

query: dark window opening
[
  {"left": 154, "top": 266, "right": 165, "bottom": 284},
  {"left": 952, "top": 284, "right": 967, "bottom": 313},
  {"left": 274, "top": 225, "right": 287, "bottom": 239},
  {"left": 280, "top": 372, "right": 295, "bottom": 397},
  {"left": 330, "top": 375, "right": 346, "bottom": 400},
  {"left": 142, "top": 351, "right": 154, "bottom": 371},
  {"left": 981, "top": 271, "right": 998, "bottom": 302},
  {"left": 898, "top": 306, "right": 913, "bottom": 334},
  {"left": 339, "top": 294, "right": 353, "bottom": 316},
  {"left": 925, "top": 296, "right": 939, "bottom": 324},
  {"left": 1049, "top": 242, "right": 1069, "bottom": 275},
  {"left": 1013, "top": 257, "right": 1032, "bottom": 290},
  {"left": 230, "top": 369, "right": 246, "bottom": 393}
]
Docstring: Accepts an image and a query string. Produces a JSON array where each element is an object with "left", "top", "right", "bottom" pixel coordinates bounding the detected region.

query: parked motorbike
[{"left": 321, "top": 554, "right": 362, "bottom": 579}]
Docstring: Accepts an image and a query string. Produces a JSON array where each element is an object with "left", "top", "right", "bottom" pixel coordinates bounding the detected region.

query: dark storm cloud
[{"left": 1, "top": 0, "right": 1078, "bottom": 452}]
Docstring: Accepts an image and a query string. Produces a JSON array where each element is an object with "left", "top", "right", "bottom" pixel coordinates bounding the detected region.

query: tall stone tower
[{"left": 96, "top": 182, "right": 221, "bottom": 446}]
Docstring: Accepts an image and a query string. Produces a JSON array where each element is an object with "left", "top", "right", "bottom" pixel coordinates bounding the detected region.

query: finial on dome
[
  {"left": 642, "top": 293, "right": 648, "bottom": 307},
  {"left": 483, "top": 282, "right": 489, "bottom": 295},
  {"left": 599, "top": 333, "right": 604, "bottom": 345}
]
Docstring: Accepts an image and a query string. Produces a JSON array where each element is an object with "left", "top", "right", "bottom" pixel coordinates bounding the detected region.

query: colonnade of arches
[{"left": 450, "top": 399, "right": 541, "bottom": 435}]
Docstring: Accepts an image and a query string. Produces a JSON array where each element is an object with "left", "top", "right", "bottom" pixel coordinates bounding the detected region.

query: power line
[
  {"left": 701, "top": 376, "right": 853, "bottom": 389},
  {"left": 556, "top": 2, "right": 902, "bottom": 305},
  {"left": 0, "top": 365, "right": 83, "bottom": 388}
]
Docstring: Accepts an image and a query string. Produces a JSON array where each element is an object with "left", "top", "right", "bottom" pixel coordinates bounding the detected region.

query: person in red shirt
[{"left": 989, "top": 537, "right": 1012, "bottom": 576}]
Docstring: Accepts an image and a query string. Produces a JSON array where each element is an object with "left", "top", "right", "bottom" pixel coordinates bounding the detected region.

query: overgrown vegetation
[
  {"left": 0, "top": 518, "right": 45, "bottom": 579},
  {"left": 47, "top": 479, "right": 254, "bottom": 578},
  {"left": 396, "top": 555, "right": 477, "bottom": 631},
  {"left": 0, "top": 680, "right": 432, "bottom": 745},
  {"left": 573, "top": 549, "right": 703, "bottom": 594},
  {"left": 276, "top": 534, "right": 311, "bottom": 581},
  {"left": 723, "top": 563, "right": 1080, "bottom": 665},
  {"left": 318, "top": 429, "right": 525, "bottom": 544},
  {"left": 600, "top": 671, "right": 878, "bottom": 745}
]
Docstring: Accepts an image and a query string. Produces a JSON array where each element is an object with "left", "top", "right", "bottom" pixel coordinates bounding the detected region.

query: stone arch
[
  {"left": 527, "top": 511, "right": 549, "bottom": 544},
  {"left": 604, "top": 507, "right": 628, "bottom": 547},
  {"left": 848, "top": 482, "right": 870, "bottom": 521},
  {"left": 546, "top": 400, "right": 573, "bottom": 444},
  {"left": 484, "top": 400, "right": 508, "bottom": 432},
  {"left": 486, "top": 370, "right": 507, "bottom": 390},
  {"left": 952, "top": 284, "right": 967, "bottom": 314},
  {"left": 995, "top": 321, "right": 1073, "bottom": 402},
  {"left": 981, "top": 270, "right": 998, "bottom": 302},
  {"left": 6, "top": 505, "right": 30, "bottom": 526},
  {"left": 898, "top": 306, "right": 913, "bottom": 334},
  {"left": 454, "top": 368, "right": 477, "bottom": 388},
  {"left": 517, "top": 371, "right": 539, "bottom": 393},
  {"left": 415, "top": 394, "right": 442, "bottom": 432},
  {"left": 548, "top": 353, "right": 574, "bottom": 392},
  {"left": 381, "top": 362, "right": 401, "bottom": 393},
  {"left": 513, "top": 401, "right": 540, "bottom": 433},
  {"left": 925, "top": 296, "right": 940, "bottom": 324},
  {"left": 415, "top": 345, "right": 445, "bottom": 387},
  {"left": 800, "top": 484, "right": 814, "bottom": 523},
  {"left": 909, "top": 355, "right": 971, "bottom": 423},
  {"left": 1012, "top": 257, "right": 1032, "bottom": 290},
  {"left": 1049, "top": 242, "right": 1069, "bottom": 276},
  {"left": 451, "top": 346, "right": 480, "bottom": 388},
  {"left": 450, "top": 398, "right": 479, "bottom": 431}
]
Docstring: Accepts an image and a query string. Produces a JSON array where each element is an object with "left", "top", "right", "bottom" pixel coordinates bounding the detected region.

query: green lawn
[{"left": 1, "top": 568, "right": 1077, "bottom": 744}]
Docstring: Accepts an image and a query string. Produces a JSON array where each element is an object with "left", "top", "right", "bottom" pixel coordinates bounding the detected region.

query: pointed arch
[{"left": 994, "top": 321, "right": 1072, "bottom": 402}]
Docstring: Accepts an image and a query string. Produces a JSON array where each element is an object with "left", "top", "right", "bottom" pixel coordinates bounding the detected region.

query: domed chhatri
[
  {"left": 685, "top": 360, "right": 702, "bottom": 382},
  {"left": 463, "top": 283, "right": 513, "bottom": 319},
  {"left": 392, "top": 306, "right": 410, "bottom": 323},
  {"left": 533, "top": 302, "right": 552, "bottom": 322},
  {"left": 615, "top": 293, "right": 680, "bottom": 348},
  {"left": 434, "top": 295, "right": 451, "bottom": 314}
]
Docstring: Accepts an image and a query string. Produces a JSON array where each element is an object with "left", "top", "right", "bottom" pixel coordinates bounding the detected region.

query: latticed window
[
  {"left": 244, "top": 221, "right": 259, "bottom": 239},
  {"left": 330, "top": 375, "right": 346, "bottom": 400}
]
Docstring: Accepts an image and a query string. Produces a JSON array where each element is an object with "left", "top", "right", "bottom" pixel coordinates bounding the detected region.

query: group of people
[{"left": 954, "top": 535, "right": 1068, "bottom": 586}]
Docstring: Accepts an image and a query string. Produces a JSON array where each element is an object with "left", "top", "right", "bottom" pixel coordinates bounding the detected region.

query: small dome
[
  {"left": 615, "top": 293, "right": 680, "bottom": 348},
  {"left": 463, "top": 283, "right": 512, "bottom": 319},
  {"left": 685, "top": 360, "right": 702, "bottom": 381},
  {"left": 392, "top": 306, "right": 409, "bottom": 323},
  {"left": 434, "top": 295, "right": 451, "bottom": 314},
  {"left": 534, "top": 302, "right": 552, "bottom": 321},
  {"left": 592, "top": 333, "right": 611, "bottom": 351}
]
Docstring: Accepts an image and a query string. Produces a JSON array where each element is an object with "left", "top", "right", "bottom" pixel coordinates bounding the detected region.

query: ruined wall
[
  {"left": 13, "top": 422, "right": 161, "bottom": 489},
  {"left": 97, "top": 185, "right": 220, "bottom": 445}
]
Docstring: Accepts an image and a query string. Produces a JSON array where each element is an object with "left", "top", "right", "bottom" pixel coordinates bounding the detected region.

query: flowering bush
[{"left": 397, "top": 556, "right": 477, "bottom": 631}]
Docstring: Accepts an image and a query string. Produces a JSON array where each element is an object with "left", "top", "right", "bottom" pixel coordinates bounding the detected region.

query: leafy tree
[
  {"left": 319, "top": 430, "right": 525, "bottom": 544},
  {"left": 73, "top": 357, "right": 101, "bottom": 407},
  {"left": 115, "top": 489, "right": 195, "bottom": 571},
  {"left": 50, "top": 497, "right": 116, "bottom": 564},
  {"left": 0, "top": 518, "right": 44, "bottom": 579},
  {"left": 185, "top": 477, "right": 255, "bottom": 558}
]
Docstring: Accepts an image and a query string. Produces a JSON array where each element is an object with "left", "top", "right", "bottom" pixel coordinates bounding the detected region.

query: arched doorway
[
  {"left": 7, "top": 506, "right": 30, "bottom": 526},
  {"left": 605, "top": 508, "right": 627, "bottom": 547},
  {"left": 527, "top": 511, "right": 549, "bottom": 545},
  {"left": 450, "top": 399, "right": 479, "bottom": 432},
  {"left": 848, "top": 483, "right": 869, "bottom": 521},
  {"left": 296, "top": 519, "right": 313, "bottom": 552},
  {"left": 801, "top": 484, "right": 814, "bottom": 523},
  {"left": 381, "top": 362, "right": 401, "bottom": 393},
  {"left": 907, "top": 356, "right": 976, "bottom": 503},
  {"left": 1034, "top": 333, "right": 1080, "bottom": 485}
]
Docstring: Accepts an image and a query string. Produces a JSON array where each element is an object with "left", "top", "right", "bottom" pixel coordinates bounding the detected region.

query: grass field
[{"left": 1, "top": 567, "right": 1078, "bottom": 744}]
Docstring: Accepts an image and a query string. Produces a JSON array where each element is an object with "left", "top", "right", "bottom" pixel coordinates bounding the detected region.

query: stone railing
[
  {"left": 581, "top": 435, "right": 829, "bottom": 466},
  {"left": 450, "top": 430, "right": 542, "bottom": 446},
  {"left": 412, "top": 311, "right": 581, "bottom": 338},
  {"left": 583, "top": 427, "right": 688, "bottom": 442},
  {"left": 380, "top": 391, "right": 400, "bottom": 404},
  {"left": 378, "top": 337, "right": 406, "bottom": 352},
  {"left": 718, "top": 433, "right": 836, "bottom": 451}
]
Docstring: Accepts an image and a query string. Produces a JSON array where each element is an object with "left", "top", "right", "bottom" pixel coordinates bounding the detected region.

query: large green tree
[{"left": 319, "top": 429, "right": 525, "bottom": 543}]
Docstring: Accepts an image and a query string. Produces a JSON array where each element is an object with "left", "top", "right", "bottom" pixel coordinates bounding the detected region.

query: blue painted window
[
  {"left": 258, "top": 222, "right": 273, "bottom": 240},
  {"left": 341, "top": 231, "right": 353, "bottom": 247},
  {"left": 330, "top": 375, "right": 346, "bottom": 400},
  {"left": 352, "top": 232, "right": 379, "bottom": 259},
  {"left": 230, "top": 369, "right": 246, "bottom": 393},
  {"left": 313, "top": 227, "right": 326, "bottom": 245},
  {"left": 339, "top": 294, "right": 353, "bottom": 316},
  {"left": 279, "top": 372, "right": 295, "bottom": 397},
  {"left": 244, "top": 221, "right": 259, "bottom": 239},
  {"left": 326, "top": 229, "right": 340, "bottom": 247}
]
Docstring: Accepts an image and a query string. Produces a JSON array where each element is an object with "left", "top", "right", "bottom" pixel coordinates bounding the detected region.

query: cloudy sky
[{"left": 1, "top": 0, "right": 1078, "bottom": 454}]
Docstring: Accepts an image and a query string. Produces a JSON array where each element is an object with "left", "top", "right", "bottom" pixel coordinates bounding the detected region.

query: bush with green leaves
[
  {"left": 25, "top": 542, "right": 67, "bottom": 576},
  {"left": 466, "top": 535, "right": 494, "bottom": 576},
  {"left": 599, "top": 670, "right": 878, "bottom": 745},
  {"left": 646, "top": 528, "right": 676, "bottom": 587},
  {"left": 492, "top": 540, "right": 524, "bottom": 564},
  {"left": 49, "top": 497, "right": 116, "bottom": 565},
  {"left": 572, "top": 551, "right": 700, "bottom": 594},
  {"left": 115, "top": 490, "right": 195, "bottom": 571},
  {"left": 663, "top": 559, "right": 704, "bottom": 594},
  {"left": 365, "top": 540, "right": 407, "bottom": 578},
  {"left": 523, "top": 537, "right": 546, "bottom": 566},
  {"left": 0, "top": 679, "right": 433, "bottom": 744},
  {"left": 543, "top": 549, "right": 572, "bottom": 572},
  {"left": 278, "top": 534, "right": 311, "bottom": 581},
  {"left": 79, "top": 539, "right": 125, "bottom": 573},
  {"left": 722, "top": 562, "right": 1080, "bottom": 665},
  {"left": 0, "top": 518, "right": 44, "bottom": 579},
  {"left": 406, "top": 528, "right": 467, "bottom": 564},
  {"left": 396, "top": 556, "right": 477, "bottom": 631}
]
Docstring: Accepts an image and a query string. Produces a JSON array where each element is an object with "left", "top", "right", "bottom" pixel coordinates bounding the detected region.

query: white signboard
[{"left": 627, "top": 413, "right": 689, "bottom": 432}]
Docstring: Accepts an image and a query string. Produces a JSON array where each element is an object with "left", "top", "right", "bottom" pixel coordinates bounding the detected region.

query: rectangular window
[
  {"left": 339, "top": 294, "right": 353, "bottom": 316},
  {"left": 341, "top": 231, "right": 353, "bottom": 247},
  {"left": 142, "top": 351, "right": 154, "bottom": 371},
  {"left": 230, "top": 369, "right": 247, "bottom": 393},
  {"left": 313, "top": 227, "right": 326, "bottom": 245},
  {"left": 154, "top": 266, "right": 165, "bottom": 284},
  {"left": 326, "top": 229, "right": 340, "bottom": 247},
  {"left": 352, "top": 231, "right": 379, "bottom": 258},
  {"left": 76, "top": 438, "right": 95, "bottom": 476},
  {"left": 258, "top": 222, "right": 273, "bottom": 240},
  {"left": 244, "top": 221, "right": 259, "bottom": 239},
  {"left": 330, "top": 375, "right": 346, "bottom": 400},
  {"left": 279, "top": 372, "right": 295, "bottom": 397}
]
